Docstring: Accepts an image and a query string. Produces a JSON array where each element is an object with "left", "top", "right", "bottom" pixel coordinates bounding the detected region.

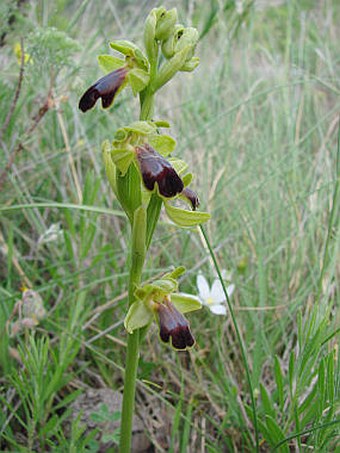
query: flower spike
[{"left": 79, "top": 67, "right": 128, "bottom": 112}]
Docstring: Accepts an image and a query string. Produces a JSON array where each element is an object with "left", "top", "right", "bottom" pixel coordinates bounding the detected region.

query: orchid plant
[{"left": 79, "top": 7, "right": 209, "bottom": 452}]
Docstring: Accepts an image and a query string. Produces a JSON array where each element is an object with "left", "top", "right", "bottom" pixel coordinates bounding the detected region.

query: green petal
[
  {"left": 182, "top": 173, "right": 193, "bottom": 187},
  {"left": 153, "top": 120, "right": 170, "bottom": 128},
  {"left": 110, "top": 40, "right": 138, "bottom": 56},
  {"left": 168, "top": 157, "right": 188, "bottom": 174},
  {"left": 171, "top": 293, "right": 202, "bottom": 313},
  {"left": 98, "top": 55, "right": 125, "bottom": 73},
  {"left": 124, "top": 300, "right": 153, "bottom": 333},
  {"left": 164, "top": 203, "right": 210, "bottom": 227},
  {"left": 148, "top": 134, "right": 176, "bottom": 156}
]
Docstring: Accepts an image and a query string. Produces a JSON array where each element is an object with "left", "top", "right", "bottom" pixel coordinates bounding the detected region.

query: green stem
[
  {"left": 119, "top": 208, "right": 146, "bottom": 452},
  {"left": 199, "top": 225, "right": 260, "bottom": 452},
  {"left": 119, "top": 50, "right": 158, "bottom": 450}
]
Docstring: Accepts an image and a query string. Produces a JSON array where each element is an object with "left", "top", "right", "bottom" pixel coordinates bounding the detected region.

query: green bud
[
  {"left": 153, "top": 45, "right": 191, "bottom": 91},
  {"left": 143, "top": 8, "right": 158, "bottom": 63},
  {"left": 161, "top": 24, "right": 185, "bottom": 59},
  {"left": 155, "top": 8, "right": 178, "bottom": 41},
  {"left": 175, "top": 27, "right": 199, "bottom": 59},
  {"left": 180, "top": 56, "right": 200, "bottom": 72}
]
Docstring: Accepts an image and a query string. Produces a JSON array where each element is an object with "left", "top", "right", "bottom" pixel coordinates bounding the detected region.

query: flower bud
[
  {"left": 174, "top": 27, "right": 199, "bottom": 61},
  {"left": 155, "top": 8, "right": 178, "bottom": 41},
  {"left": 161, "top": 24, "right": 185, "bottom": 59}
]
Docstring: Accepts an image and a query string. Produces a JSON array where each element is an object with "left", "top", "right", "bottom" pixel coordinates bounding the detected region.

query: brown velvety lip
[{"left": 135, "top": 143, "right": 184, "bottom": 197}]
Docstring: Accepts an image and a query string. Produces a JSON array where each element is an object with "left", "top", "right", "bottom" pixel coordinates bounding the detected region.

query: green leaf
[
  {"left": 148, "top": 134, "right": 176, "bottom": 156},
  {"left": 260, "top": 383, "right": 275, "bottom": 419},
  {"left": 164, "top": 203, "right": 210, "bottom": 227},
  {"left": 265, "top": 415, "right": 289, "bottom": 451},
  {"left": 171, "top": 293, "right": 202, "bottom": 313},
  {"left": 274, "top": 356, "right": 284, "bottom": 411},
  {"left": 124, "top": 300, "right": 153, "bottom": 334},
  {"left": 127, "top": 68, "right": 150, "bottom": 95},
  {"left": 97, "top": 55, "right": 125, "bottom": 73}
]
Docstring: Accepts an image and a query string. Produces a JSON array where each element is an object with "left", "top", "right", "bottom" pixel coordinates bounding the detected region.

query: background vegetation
[{"left": 0, "top": 0, "right": 339, "bottom": 451}]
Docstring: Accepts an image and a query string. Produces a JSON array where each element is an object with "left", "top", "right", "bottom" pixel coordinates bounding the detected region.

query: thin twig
[
  {"left": 0, "top": 82, "right": 54, "bottom": 191},
  {"left": 0, "top": 38, "right": 25, "bottom": 141}
]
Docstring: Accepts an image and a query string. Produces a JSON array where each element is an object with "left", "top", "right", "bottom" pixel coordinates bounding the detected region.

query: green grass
[{"left": 1, "top": 0, "right": 339, "bottom": 451}]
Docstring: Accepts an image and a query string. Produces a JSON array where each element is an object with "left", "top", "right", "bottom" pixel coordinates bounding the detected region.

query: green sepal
[
  {"left": 124, "top": 300, "right": 153, "bottom": 333},
  {"left": 111, "top": 148, "right": 134, "bottom": 176},
  {"left": 164, "top": 203, "right": 210, "bottom": 227},
  {"left": 102, "top": 140, "right": 117, "bottom": 197},
  {"left": 97, "top": 55, "right": 125, "bottom": 73},
  {"left": 148, "top": 134, "right": 176, "bottom": 156},
  {"left": 182, "top": 173, "right": 193, "bottom": 187},
  {"left": 171, "top": 293, "right": 202, "bottom": 313},
  {"left": 180, "top": 57, "right": 200, "bottom": 72},
  {"left": 127, "top": 69, "right": 150, "bottom": 95},
  {"left": 168, "top": 157, "right": 188, "bottom": 175},
  {"left": 155, "top": 8, "right": 178, "bottom": 41}
]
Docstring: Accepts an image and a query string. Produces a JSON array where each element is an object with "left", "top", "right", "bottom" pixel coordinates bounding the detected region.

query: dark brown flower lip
[
  {"left": 182, "top": 187, "right": 199, "bottom": 210},
  {"left": 78, "top": 67, "right": 128, "bottom": 112},
  {"left": 156, "top": 298, "right": 195, "bottom": 350},
  {"left": 135, "top": 143, "right": 184, "bottom": 198}
]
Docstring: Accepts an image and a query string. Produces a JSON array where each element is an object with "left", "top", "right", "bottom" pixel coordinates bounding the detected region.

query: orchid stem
[{"left": 119, "top": 70, "right": 155, "bottom": 450}]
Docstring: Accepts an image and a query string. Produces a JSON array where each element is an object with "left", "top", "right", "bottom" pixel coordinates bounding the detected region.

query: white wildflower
[{"left": 196, "top": 271, "right": 235, "bottom": 315}]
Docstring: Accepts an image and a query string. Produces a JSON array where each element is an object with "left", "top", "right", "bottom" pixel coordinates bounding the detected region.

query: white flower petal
[
  {"left": 209, "top": 304, "right": 227, "bottom": 315},
  {"left": 210, "top": 279, "right": 225, "bottom": 304},
  {"left": 196, "top": 274, "right": 210, "bottom": 302},
  {"left": 227, "top": 284, "right": 235, "bottom": 298}
]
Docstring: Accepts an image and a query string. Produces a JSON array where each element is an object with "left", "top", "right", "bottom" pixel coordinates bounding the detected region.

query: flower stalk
[{"left": 79, "top": 7, "right": 208, "bottom": 452}]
